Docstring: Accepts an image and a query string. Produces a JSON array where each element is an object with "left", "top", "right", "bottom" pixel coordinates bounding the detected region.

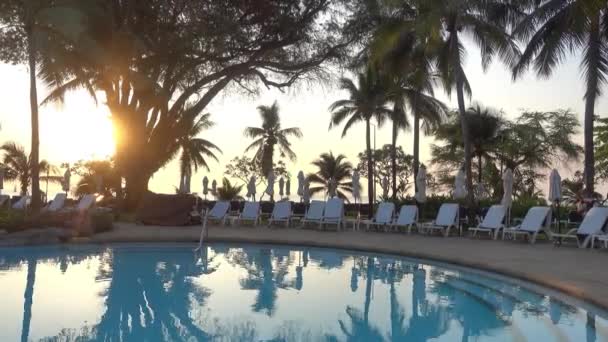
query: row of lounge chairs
[
  {"left": 202, "top": 198, "right": 608, "bottom": 248},
  {"left": 0, "top": 193, "right": 97, "bottom": 213}
]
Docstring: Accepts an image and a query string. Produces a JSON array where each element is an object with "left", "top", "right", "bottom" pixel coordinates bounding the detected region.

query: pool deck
[{"left": 86, "top": 222, "right": 608, "bottom": 310}]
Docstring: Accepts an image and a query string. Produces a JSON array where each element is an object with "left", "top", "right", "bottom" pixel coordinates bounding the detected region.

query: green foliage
[
  {"left": 244, "top": 101, "right": 302, "bottom": 176},
  {"left": 224, "top": 156, "right": 288, "bottom": 188},
  {"left": 510, "top": 196, "right": 548, "bottom": 221},
  {"left": 595, "top": 118, "right": 608, "bottom": 181},
  {"left": 72, "top": 159, "right": 120, "bottom": 197},
  {"left": 0, "top": 141, "right": 56, "bottom": 195},
  {"left": 0, "top": 209, "right": 26, "bottom": 232},
  {"left": 357, "top": 145, "right": 414, "bottom": 197},
  {"left": 307, "top": 152, "right": 354, "bottom": 201},
  {"left": 216, "top": 178, "right": 243, "bottom": 201}
]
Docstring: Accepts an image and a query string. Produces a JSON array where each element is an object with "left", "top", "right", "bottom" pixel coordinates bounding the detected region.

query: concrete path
[{"left": 90, "top": 222, "right": 608, "bottom": 309}]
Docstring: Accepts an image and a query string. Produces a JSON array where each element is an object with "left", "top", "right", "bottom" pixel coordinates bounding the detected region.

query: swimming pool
[{"left": 0, "top": 244, "right": 606, "bottom": 341}]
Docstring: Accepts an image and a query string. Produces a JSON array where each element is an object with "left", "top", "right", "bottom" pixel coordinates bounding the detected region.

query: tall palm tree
[
  {"left": 0, "top": 142, "right": 52, "bottom": 196},
  {"left": 244, "top": 101, "right": 302, "bottom": 177},
  {"left": 415, "top": 0, "right": 521, "bottom": 205},
  {"left": 466, "top": 104, "right": 503, "bottom": 183},
  {"left": 513, "top": 0, "right": 607, "bottom": 197},
  {"left": 329, "top": 68, "right": 392, "bottom": 217},
  {"left": 307, "top": 152, "right": 354, "bottom": 200},
  {"left": 177, "top": 113, "right": 221, "bottom": 190}
]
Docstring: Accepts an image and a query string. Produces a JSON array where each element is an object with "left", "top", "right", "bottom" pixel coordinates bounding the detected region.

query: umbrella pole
[{"left": 556, "top": 200, "right": 561, "bottom": 243}]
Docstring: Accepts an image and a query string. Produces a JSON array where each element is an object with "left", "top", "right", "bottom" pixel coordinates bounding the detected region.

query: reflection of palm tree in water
[
  {"left": 20, "top": 258, "right": 36, "bottom": 342},
  {"left": 239, "top": 248, "right": 291, "bottom": 316}
]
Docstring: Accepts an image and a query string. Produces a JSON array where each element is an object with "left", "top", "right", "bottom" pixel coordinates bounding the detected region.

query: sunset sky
[{"left": 1, "top": 39, "right": 606, "bottom": 198}]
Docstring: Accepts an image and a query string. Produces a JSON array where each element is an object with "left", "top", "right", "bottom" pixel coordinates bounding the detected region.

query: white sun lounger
[
  {"left": 44, "top": 193, "right": 67, "bottom": 212},
  {"left": 362, "top": 202, "right": 395, "bottom": 231},
  {"left": 502, "top": 206, "right": 551, "bottom": 244},
  {"left": 551, "top": 207, "right": 608, "bottom": 248},
  {"left": 12, "top": 196, "right": 30, "bottom": 210},
  {"left": 205, "top": 201, "right": 230, "bottom": 226},
  {"left": 300, "top": 200, "right": 325, "bottom": 227},
  {"left": 236, "top": 201, "right": 260, "bottom": 226},
  {"left": 469, "top": 205, "right": 506, "bottom": 240},
  {"left": 420, "top": 203, "right": 459, "bottom": 237},
  {"left": 268, "top": 201, "right": 293, "bottom": 228},
  {"left": 321, "top": 198, "right": 344, "bottom": 230},
  {"left": 76, "top": 194, "right": 96, "bottom": 212},
  {"left": 390, "top": 205, "right": 418, "bottom": 233}
]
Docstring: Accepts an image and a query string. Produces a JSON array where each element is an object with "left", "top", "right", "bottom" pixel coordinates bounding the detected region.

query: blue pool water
[{"left": 0, "top": 244, "right": 606, "bottom": 341}]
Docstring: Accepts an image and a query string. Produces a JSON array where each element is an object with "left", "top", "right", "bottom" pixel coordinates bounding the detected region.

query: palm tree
[
  {"left": 513, "top": 0, "right": 607, "bottom": 197},
  {"left": 177, "top": 113, "right": 221, "bottom": 190},
  {"left": 244, "top": 101, "right": 302, "bottom": 177},
  {"left": 466, "top": 104, "right": 503, "bottom": 183},
  {"left": 415, "top": 0, "right": 521, "bottom": 204},
  {"left": 0, "top": 142, "right": 52, "bottom": 196},
  {"left": 216, "top": 178, "right": 244, "bottom": 201},
  {"left": 307, "top": 152, "right": 354, "bottom": 201},
  {"left": 329, "top": 68, "right": 392, "bottom": 217}
]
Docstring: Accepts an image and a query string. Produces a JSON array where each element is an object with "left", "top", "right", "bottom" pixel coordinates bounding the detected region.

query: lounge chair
[
  {"left": 204, "top": 201, "right": 230, "bottom": 226},
  {"left": 468, "top": 205, "right": 507, "bottom": 240},
  {"left": 268, "top": 201, "right": 293, "bottom": 228},
  {"left": 236, "top": 201, "right": 260, "bottom": 226},
  {"left": 12, "top": 196, "right": 30, "bottom": 210},
  {"left": 321, "top": 198, "right": 344, "bottom": 230},
  {"left": 300, "top": 200, "right": 325, "bottom": 227},
  {"left": 43, "top": 193, "right": 67, "bottom": 212},
  {"left": 390, "top": 205, "right": 418, "bottom": 233},
  {"left": 362, "top": 202, "right": 395, "bottom": 231},
  {"left": 420, "top": 203, "right": 460, "bottom": 237},
  {"left": 551, "top": 207, "right": 608, "bottom": 248},
  {"left": 502, "top": 206, "right": 552, "bottom": 244}
]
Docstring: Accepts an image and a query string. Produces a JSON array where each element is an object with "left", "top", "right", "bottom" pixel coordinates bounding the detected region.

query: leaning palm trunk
[
  {"left": 366, "top": 118, "right": 374, "bottom": 218},
  {"left": 413, "top": 112, "right": 420, "bottom": 192},
  {"left": 584, "top": 14, "right": 601, "bottom": 197},
  {"left": 456, "top": 75, "right": 474, "bottom": 206},
  {"left": 391, "top": 112, "right": 398, "bottom": 200},
  {"left": 27, "top": 24, "right": 41, "bottom": 212}
]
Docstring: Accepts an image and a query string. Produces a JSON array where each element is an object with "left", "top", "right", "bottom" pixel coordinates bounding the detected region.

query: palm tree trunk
[
  {"left": 21, "top": 258, "right": 37, "bottom": 342},
  {"left": 413, "top": 112, "right": 420, "bottom": 192},
  {"left": 456, "top": 75, "right": 474, "bottom": 207},
  {"left": 366, "top": 119, "right": 374, "bottom": 218},
  {"left": 584, "top": 15, "right": 601, "bottom": 198},
  {"left": 27, "top": 23, "right": 41, "bottom": 212},
  {"left": 478, "top": 153, "right": 482, "bottom": 184},
  {"left": 391, "top": 113, "right": 398, "bottom": 200}
]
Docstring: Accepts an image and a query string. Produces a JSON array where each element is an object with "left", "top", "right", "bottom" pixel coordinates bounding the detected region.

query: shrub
[
  {"left": 90, "top": 210, "right": 114, "bottom": 233},
  {"left": 0, "top": 209, "right": 26, "bottom": 232}
]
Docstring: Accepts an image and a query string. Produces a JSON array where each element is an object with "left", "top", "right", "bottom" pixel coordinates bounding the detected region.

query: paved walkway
[{"left": 91, "top": 222, "right": 608, "bottom": 309}]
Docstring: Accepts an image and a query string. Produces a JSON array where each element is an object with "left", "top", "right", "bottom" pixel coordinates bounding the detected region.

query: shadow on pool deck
[{"left": 91, "top": 222, "right": 608, "bottom": 310}]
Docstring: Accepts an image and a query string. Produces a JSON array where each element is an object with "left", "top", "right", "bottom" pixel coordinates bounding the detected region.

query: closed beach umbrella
[
  {"left": 453, "top": 168, "right": 467, "bottom": 200},
  {"left": 297, "top": 171, "right": 305, "bottom": 197},
  {"left": 266, "top": 171, "right": 275, "bottom": 197},
  {"left": 247, "top": 176, "right": 256, "bottom": 199},
  {"left": 352, "top": 170, "right": 360, "bottom": 203},
  {"left": 286, "top": 178, "right": 291, "bottom": 196},
  {"left": 302, "top": 180, "right": 311, "bottom": 204},
  {"left": 501, "top": 168, "right": 514, "bottom": 208},
  {"left": 62, "top": 169, "right": 71, "bottom": 193},
  {"left": 415, "top": 166, "right": 427, "bottom": 203},
  {"left": 279, "top": 177, "right": 285, "bottom": 197},
  {"left": 381, "top": 176, "right": 389, "bottom": 198},
  {"left": 328, "top": 177, "right": 337, "bottom": 198},
  {"left": 475, "top": 183, "right": 487, "bottom": 200},
  {"left": 548, "top": 169, "right": 562, "bottom": 203},
  {"left": 211, "top": 179, "right": 217, "bottom": 195},
  {"left": 202, "top": 176, "right": 209, "bottom": 196}
]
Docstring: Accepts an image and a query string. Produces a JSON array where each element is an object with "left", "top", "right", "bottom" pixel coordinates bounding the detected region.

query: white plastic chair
[
  {"left": 420, "top": 203, "right": 459, "bottom": 237},
  {"left": 300, "top": 200, "right": 325, "bottom": 227},
  {"left": 362, "top": 202, "right": 395, "bottom": 231},
  {"left": 44, "top": 193, "right": 67, "bottom": 212},
  {"left": 237, "top": 201, "right": 260, "bottom": 226},
  {"left": 391, "top": 205, "right": 418, "bottom": 233},
  {"left": 552, "top": 207, "right": 608, "bottom": 248},
  {"left": 321, "top": 198, "right": 344, "bottom": 230},
  {"left": 268, "top": 201, "right": 293, "bottom": 228},
  {"left": 502, "top": 206, "right": 552, "bottom": 244},
  {"left": 469, "top": 205, "right": 506, "bottom": 240},
  {"left": 76, "top": 194, "right": 97, "bottom": 212},
  {"left": 12, "top": 196, "right": 30, "bottom": 210},
  {"left": 205, "top": 201, "right": 230, "bottom": 226}
]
